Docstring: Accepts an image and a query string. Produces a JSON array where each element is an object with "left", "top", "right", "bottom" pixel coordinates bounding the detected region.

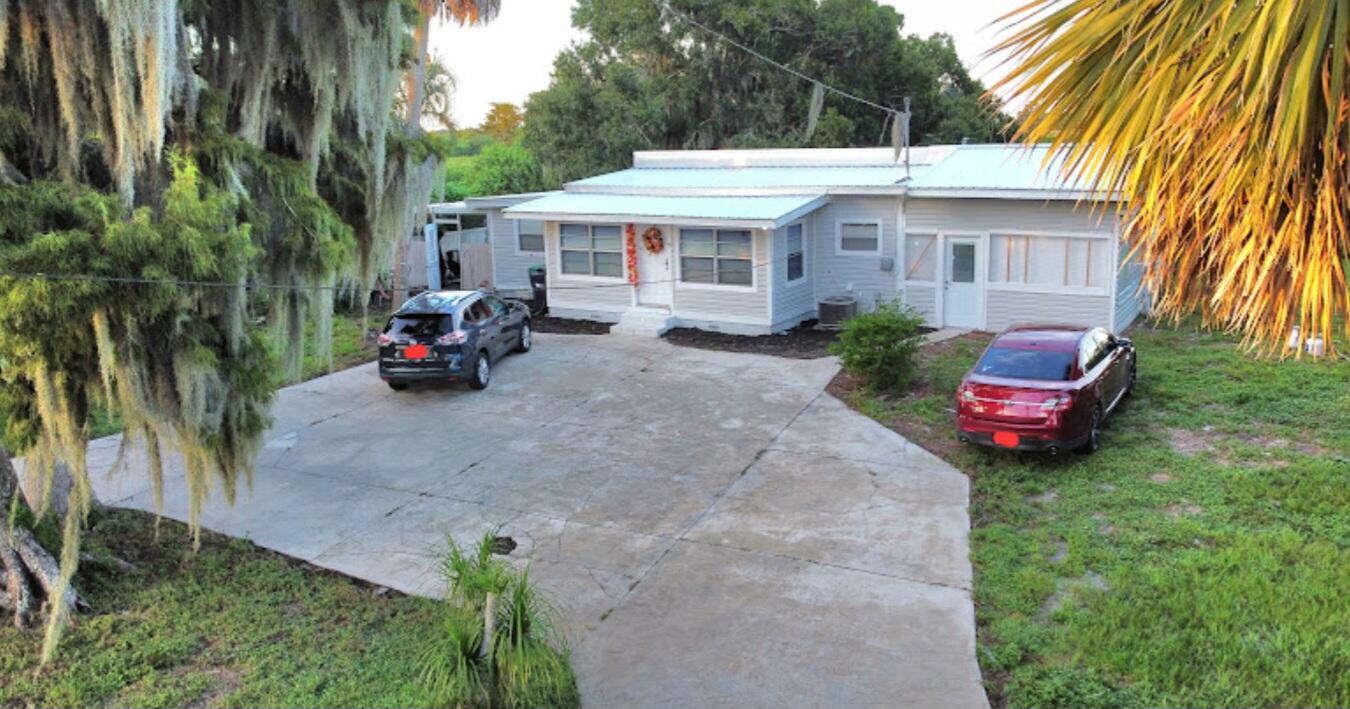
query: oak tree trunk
[{"left": 0, "top": 448, "right": 83, "bottom": 628}]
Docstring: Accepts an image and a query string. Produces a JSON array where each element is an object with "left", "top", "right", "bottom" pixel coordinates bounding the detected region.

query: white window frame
[
  {"left": 514, "top": 219, "right": 546, "bottom": 256},
  {"left": 986, "top": 229, "right": 1113, "bottom": 296},
  {"left": 558, "top": 223, "right": 625, "bottom": 281},
  {"left": 675, "top": 227, "right": 758, "bottom": 291},
  {"left": 835, "top": 219, "right": 883, "bottom": 256},
  {"left": 785, "top": 221, "right": 807, "bottom": 286}
]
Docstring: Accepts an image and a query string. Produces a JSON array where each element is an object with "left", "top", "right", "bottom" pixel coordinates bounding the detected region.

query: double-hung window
[
  {"left": 989, "top": 234, "right": 1109, "bottom": 289},
  {"left": 560, "top": 224, "right": 623, "bottom": 278},
  {"left": 786, "top": 223, "right": 805, "bottom": 283},
  {"left": 838, "top": 221, "right": 881, "bottom": 254},
  {"left": 680, "top": 228, "right": 753, "bottom": 286},
  {"left": 517, "top": 219, "right": 545, "bottom": 253}
]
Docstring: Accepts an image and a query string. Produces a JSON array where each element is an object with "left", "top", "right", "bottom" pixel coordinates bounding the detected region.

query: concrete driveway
[{"left": 85, "top": 333, "right": 987, "bottom": 709}]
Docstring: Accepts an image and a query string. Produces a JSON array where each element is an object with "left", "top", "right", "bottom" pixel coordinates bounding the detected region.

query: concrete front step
[{"left": 610, "top": 307, "right": 678, "bottom": 337}]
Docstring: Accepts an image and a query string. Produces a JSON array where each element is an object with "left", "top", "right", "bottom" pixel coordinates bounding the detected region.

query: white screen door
[{"left": 943, "top": 237, "right": 980, "bottom": 328}]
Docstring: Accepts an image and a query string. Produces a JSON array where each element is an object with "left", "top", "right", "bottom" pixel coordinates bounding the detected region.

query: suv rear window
[
  {"left": 975, "top": 347, "right": 1075, "bottom": 381},
  {"left": 386, "top": 315, "right": 451, "bottom": 339}
]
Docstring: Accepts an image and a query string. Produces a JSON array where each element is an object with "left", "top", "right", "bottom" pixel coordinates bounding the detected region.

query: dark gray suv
[{"left": 377, "top": 290, "right": 531, "bottom": 391}]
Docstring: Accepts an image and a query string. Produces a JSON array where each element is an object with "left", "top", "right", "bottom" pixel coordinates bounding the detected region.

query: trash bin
[{"left": 528, "top": 266, "right": 547, "bottom": 316}]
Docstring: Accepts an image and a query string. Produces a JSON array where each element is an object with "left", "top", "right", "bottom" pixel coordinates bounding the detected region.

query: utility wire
[
  {"left": 0, "top": 249, "right": 796, "bottom": 294},
  {"left": 657, "top": 0, "right": 900, "bottom": 117}
]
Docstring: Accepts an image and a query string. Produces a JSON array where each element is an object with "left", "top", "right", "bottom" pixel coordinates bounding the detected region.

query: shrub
[
  {"left": 419, "top": 532, "right": 580, "bottom": 709},
  {"left": 827, "top": 301, "right": 927, "bottom": 393}
]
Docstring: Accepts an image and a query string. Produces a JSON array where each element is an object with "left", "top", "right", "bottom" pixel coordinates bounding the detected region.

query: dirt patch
[
  {"left": 663, "top": 320, "right": 841, "bottom": 359},
  {"left": 1166, "top": 427, "right": 1218, "bottom": 456},
  {"left": 1038, "top": 571, "right": 1109, "bottom": 619},
  {"left": 1164, "top": 501, "right": 1204, "bottom": 519},
  {"left": 1027, "top": 489, "right": 1059, "bottom": 505},
  {"left": 1240, "top": 434, "right": 1327, "bottom": 458},
  {"left": 1150, "top": 472, "right": 1173, "bottom": 484},
  {"left": 532, "top": 316, "right": 612, "bottom": 335}
]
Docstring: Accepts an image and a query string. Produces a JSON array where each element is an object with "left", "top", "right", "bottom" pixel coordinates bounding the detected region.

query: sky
[{"left": 429, "top": 0, "right": 1023, "bottom": 128}]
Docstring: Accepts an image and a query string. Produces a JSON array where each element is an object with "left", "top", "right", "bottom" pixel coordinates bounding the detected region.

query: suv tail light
[
  {"left": 376, "top": 332, "right": 393, "bottom": 346},
  {"left": 435, "top": 330, "right": 468, "bottom": 346}
]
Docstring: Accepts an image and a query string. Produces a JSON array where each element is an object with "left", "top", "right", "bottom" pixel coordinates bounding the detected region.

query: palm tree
[
  {"left": 394, "top": 0, "right": 500, "bottom": 305},
  {"left": 405, "top": 0, "right": 501, "bottom": 130},
  {"left": 995, "top": 0, "right": 1349, "bottom": 352}
]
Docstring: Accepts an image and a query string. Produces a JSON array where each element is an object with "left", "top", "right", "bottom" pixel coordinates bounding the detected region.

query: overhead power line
[{"left": 656, "top": 0, "right": 901, "bottom": 117}]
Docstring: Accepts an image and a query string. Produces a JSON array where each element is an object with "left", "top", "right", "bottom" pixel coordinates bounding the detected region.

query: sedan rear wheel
[
  {"left": 1080, "top": 408, "right": 1103, "bottom": 454},
  {"left": 468, "top": 351, "right": 491, "bottom": 390}
]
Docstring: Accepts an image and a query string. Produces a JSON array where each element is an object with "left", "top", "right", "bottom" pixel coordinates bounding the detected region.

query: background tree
[
  {"left": 523, "top": 0, "right": 1011, "bottom": 183},
  {"left": 996, "top": 0, "right": 1349, "bottom": 350},
  {"left": 470, "top": 143, "right": 548, "bottom": 196},
  {"left": 397, "top": 58, "right": 460, "bottom": 132},
  {"left": 480, "top": 103, "right": 525, "bottom": 142}
]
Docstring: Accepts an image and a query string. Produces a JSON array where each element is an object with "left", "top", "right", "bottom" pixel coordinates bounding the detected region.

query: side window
[
  {"left": 1077, "top": 335, "right": 1100, "bottom": 374},
  {"left": 1083, "top": 330, "right": 1110, "bottom": 371},
  {"left": 463, "top": 300, "right": 489, "bottom": 324},
  {"left": 484, "top": 296, "right": 506, "bottom": 317}
]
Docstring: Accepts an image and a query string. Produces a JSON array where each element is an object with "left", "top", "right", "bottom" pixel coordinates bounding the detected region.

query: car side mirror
[{"left": 1117, "top": 338, "right": 1132, "bottom": 350}]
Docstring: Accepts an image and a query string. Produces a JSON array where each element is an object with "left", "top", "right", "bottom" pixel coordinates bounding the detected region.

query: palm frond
[{"left": 995, "top": 0, "right": 1350, "bottom": 353}]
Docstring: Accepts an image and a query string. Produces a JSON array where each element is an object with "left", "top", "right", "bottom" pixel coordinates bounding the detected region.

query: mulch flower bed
[
  {"left": 662, "top": 320, "right": 840, "bottom": 359},
  {"left": 532, "top": 316, "right": 613, "bottom": 335}
]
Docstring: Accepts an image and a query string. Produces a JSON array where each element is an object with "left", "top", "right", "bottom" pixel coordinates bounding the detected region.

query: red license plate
[
  {"left": 993, "top": 431, "right": 1020, "bottom": 448},
  {"left": 402, "top": 344, "right": 429, "bottom": 360}
]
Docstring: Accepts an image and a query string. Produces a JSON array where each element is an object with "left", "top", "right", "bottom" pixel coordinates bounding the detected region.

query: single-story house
[{"left": 466, "top": 145, "right": 1147, "bottom": 336}]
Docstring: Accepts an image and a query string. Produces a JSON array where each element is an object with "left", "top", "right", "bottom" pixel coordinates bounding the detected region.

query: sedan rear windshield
[
  {"left": 975, "top": 347, "right": 1075, "bottom": 381},
  {"left": 386, "top": 315, "right": 451, "bottom": 339}
]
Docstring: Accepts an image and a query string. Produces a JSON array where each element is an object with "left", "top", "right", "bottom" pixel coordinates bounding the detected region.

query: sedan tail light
[
  {"left": 1040, "top": 393, "right": 1073, "bottom": 412},
  {"left": 435, "top": 330, "right": 468, "bottom": 346}
]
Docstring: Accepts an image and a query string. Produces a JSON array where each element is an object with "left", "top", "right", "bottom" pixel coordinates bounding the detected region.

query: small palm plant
[{"left": 419, "top": 531, "right": 579, "bottom": 709}]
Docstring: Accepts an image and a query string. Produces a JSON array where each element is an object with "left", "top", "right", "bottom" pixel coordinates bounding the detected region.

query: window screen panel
[
  {"left": 840, "top": 223, "right": 880, "bottom": 252},
  {"left": 905, "top": 233, "right": 937, "bottom": 281}
]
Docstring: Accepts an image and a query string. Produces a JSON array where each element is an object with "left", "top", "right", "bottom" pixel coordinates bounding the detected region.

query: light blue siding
[
  {"left": 1114, "top": 243, "right": 1149, "bottom": 330},
  {"left": 489, "top": 208, "right": 544, "bottom": 292},
  {"left": 808, "top": 196, "right": 902, "bottom": 311},
  {"left": 771, "top": 222, "right": 817, "bottom": 329}
]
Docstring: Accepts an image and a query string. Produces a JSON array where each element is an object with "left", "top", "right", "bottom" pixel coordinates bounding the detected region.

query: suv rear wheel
[
  {"left": 387, "top": 381, "right": 409, "bottom": 392},
  {"left": 514, "top": 321, "right": 532, "bottom": 353},
  {"left": 468, "top": 351, "right": 491, "bottom": 390}
]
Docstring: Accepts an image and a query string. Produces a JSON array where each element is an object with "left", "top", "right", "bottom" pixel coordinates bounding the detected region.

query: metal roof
[
  {"left": 503, "top": 192, "right": 829, "bottom": 229},
  {"left": 567, "top": 166, "right": 909, "bottom": 193},
  {"left": 906, "top": 144, "right": 1101, "bottom": 199}
]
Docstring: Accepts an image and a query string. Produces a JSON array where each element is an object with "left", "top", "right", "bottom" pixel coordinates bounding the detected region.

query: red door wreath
[{"left": 642, "top": 227, "right": 664, "bottom": 255}]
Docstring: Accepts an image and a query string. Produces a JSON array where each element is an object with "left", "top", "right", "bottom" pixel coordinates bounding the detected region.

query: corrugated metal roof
[
  {"left": 569, "top": 166, "right": 909, "bottom": 190},
  {"left": 503, "top": 192, "right": 827, "bottom": 228},
  {"left": 906, "top": 144, "right": 1094, "bottom": 195}
]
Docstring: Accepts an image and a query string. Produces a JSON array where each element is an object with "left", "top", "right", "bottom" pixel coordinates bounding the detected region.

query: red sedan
[{"left": 956, "top": 325, "right": 1136, "bottom": 455}]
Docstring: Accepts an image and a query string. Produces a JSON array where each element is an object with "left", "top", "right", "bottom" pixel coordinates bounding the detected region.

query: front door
[
  {"left": 943, "top": 237, "right": 980, "bottom": 328},
  {"left": 635, "top": 225, "right": 673, "bottom": 308}
]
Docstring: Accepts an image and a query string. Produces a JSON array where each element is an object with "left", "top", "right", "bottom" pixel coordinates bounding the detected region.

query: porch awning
[{"left": 502, "top": 192, "right": 828, "bottom": 230}]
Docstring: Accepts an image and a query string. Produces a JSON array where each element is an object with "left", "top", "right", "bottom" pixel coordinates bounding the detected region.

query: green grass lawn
[
  {"left": 301, "top": 307, "right": 385, "bottom": 382},
  {"left": 837, "top": 321, "right": 1350, "bottom": 708},
  {"left": 0, "top": 509, "right": 443, "bottom": 708}
]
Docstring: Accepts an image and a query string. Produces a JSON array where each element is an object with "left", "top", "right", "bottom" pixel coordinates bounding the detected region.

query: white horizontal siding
[
  {"left": 542, "top": 222, "right": 632, "bottom": 315},
  {"left": 904, "top": 198, "right": 1120, "bottom": 234},
  {"left": 771, "top": 222, "right": 817, "bottom": 329},
  {"left": 809, "top": 196, "right": 902, "bottom": 311},
  {"left": 904, "top": 285, "right": 938, "bottom": 324},
  {"left": 672, "top": 228, "right": 770, "bottom": 325},
  {"left": 490, "top": 209, "right": 544, "bottom": 291},
  {"left": 985, "top": 289, "right": 1112, "bottom": 331},
  {"left": 904, "top": 197, "right": 1121, "bottom": 331}
]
